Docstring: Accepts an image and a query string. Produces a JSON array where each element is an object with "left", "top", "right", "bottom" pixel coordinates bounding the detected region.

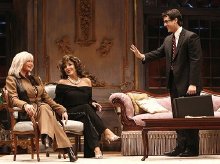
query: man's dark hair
[{"left": 162, "top": 9, "right": 183, "bottom": 26}]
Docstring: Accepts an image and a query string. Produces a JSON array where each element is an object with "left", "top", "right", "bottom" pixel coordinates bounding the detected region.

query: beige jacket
[
  {"left": 6, "top": 75, "right": 71, "bottom": 149},
  {"left": 6, "top": 75, "right": 66, "bottom": 115}
]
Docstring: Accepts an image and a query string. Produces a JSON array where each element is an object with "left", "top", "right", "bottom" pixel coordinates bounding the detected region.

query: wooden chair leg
[
  {"left": 36, "top": 137, "right": 40, "bottom": 162},
  {"left": 13, "top": 134, "right": 17, "bottom": 161},
  {"left": 78, "top": 136, "right": 81, "bottom": 152},
  {"left": 57, "top": 152, "right": 67, "bottom": 159},
  {"left": 46, "top": 151, "right": 50, "bottom": 157},
  {"left": 74, "top": 136, "right": 79, "bottom": 156},
  {"left": 58, "top": 152, "right": 61, "bottom": 159},
  {"left": 30, "top": 138, "right": 34, "bottom": 159}
]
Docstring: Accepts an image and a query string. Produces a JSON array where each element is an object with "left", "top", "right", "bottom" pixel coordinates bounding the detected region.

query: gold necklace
[{"left": 67, "top": 76, "right": 81, "bottom": 85}]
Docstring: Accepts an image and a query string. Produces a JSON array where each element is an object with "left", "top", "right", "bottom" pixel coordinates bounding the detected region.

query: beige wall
[{"left": 15, "top": 0, "right": 145, "bottom": 103}]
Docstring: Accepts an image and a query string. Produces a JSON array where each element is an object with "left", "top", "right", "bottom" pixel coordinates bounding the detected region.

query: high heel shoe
[
  {"left": 44, "top": 136, "right": 51, "bottom": 148},
  {"left": 41, "top": 134, "right": 53, "bottom": 151},
  {"left": 94, "top": 150, "right": 103, "bottom": 159},
  {"left": 105, "top": 134, "right": 120, "bottom": 144},
  {"left": 67, "top": 147, "right": 78, "bottom": 162},
  {"left": 95, "top": 153, "right": 103, "bottom": 159}
]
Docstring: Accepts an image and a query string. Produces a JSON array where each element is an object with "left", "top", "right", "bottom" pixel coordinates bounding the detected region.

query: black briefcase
[{"left": 173, "top": 95, "right": 214, "bottom": 118}]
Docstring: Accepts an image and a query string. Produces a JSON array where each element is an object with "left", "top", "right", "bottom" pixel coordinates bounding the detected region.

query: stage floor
[{"left": 0, "top": 152, "right": 220, "bottom": 164}]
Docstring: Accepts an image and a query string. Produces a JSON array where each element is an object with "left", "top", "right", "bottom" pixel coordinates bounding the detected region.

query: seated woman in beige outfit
[{"left": 5, "top": 51, "right": 77, "bottom": 162}]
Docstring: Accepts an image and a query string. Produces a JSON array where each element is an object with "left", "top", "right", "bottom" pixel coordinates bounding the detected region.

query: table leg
[{"left": 141, "top": 128, "right": 148, "bottom": 161}]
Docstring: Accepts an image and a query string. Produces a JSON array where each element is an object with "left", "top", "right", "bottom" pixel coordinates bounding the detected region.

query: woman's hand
[
  {"left": 92, "top": 102, "right": 102, "bottom": 112},
  {"left": 24, "top": 104, "right": 35, "bottom": 117},
  {"left": 62, "top": 111, "right": 68, "bottom": 125}
]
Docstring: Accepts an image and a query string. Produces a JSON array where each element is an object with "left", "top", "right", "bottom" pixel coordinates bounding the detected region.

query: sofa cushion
[
  {"left": 214, "top": 111, "right": 220, "bottom": 117},
  {"left": 132, "top": 112, "right": 173, "bottom": 126},
  {"left": 127, "top": 92, "right": 148, "bottom": 115},
  {"left": 155, "top": 97, "right": 172, "bottom": 111},
  {"left": 201, "top": 91, "right": 220, "bottom": 111},
  {"left": 136, "top": 98, "right": 169, "bottom": 114},
  {"left": 212, "top": 95, "right": 220, "bottom": 111}
]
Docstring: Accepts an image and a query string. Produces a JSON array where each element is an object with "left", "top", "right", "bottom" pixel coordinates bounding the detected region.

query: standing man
[{"left": 130, "top": 9, "right": 202, "bottom": 157}]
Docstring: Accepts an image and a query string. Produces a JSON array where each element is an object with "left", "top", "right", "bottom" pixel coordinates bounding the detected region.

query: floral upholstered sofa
[{"left": 109, "top": 89, "right": 220, "bottom": 156}]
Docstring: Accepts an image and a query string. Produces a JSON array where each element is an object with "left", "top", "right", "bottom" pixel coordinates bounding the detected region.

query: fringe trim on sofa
[{"left": 121, "top": 130, "right": 220, "bottom": 156}]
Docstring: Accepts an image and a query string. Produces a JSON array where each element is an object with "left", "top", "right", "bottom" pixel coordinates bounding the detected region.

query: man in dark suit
[{"left": 130, "top": 9, "right": 202, "bottom": 157}]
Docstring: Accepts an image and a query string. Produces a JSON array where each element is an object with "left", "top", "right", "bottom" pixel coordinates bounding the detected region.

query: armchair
[
  {"left": 2, "top": 88, "right": 40, "bottom": 161},
  {"left": 2, "top": 82, "right": 84, "bottom": 161},
  {"left": 44, "top": 83, "right": 83, "bottom": 157}
]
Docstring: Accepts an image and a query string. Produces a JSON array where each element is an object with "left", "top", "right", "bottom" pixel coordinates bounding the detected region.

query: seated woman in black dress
[{"left": 54, "top": 55, "right": 120, "bottom": 159}]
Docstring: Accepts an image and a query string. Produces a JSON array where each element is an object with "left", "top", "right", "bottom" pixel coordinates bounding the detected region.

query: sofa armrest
[
  {"left": 109, "top": 93, "right": 134, "bottom": 119},
  {"left": 110, "top": 93, "right": 143, "bottom": 130}
]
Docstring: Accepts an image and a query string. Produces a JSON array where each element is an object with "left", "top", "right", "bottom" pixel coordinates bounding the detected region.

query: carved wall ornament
[
  {"left": 96, "top": 38, "right": 113, "bottom": 57},
  {"left": 75, "top": 0, "right": 96, "bottom": 46},
  {"left": 86, "top": 73, "right": 105, "bottom": 87},
  {"left": 56, "top": 35, "right": 74, "bottom": 54},
  {"left": 120, "top": 81, "right": 135, "bottom": 91}
]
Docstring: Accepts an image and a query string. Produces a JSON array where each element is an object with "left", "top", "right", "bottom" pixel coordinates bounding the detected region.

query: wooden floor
[{"left": 0, "top": 152, "right": 220, "bottom": 164}]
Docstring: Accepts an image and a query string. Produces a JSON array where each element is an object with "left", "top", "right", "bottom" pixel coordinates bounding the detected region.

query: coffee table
[{"left": 141, "top": 117, "right": 220, "bottom": 161}]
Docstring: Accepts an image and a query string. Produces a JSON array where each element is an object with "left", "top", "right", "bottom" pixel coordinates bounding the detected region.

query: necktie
[
  {"left": 172, "top": 34, "right": 176, "bottom": 60},
  {"left": 171, "top": 34, "right": 176, "bottom": 70}
]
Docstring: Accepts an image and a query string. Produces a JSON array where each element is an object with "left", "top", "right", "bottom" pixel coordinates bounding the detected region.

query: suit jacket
[{"left": 143, "top": 28, "right": 202, "bottom": 96}]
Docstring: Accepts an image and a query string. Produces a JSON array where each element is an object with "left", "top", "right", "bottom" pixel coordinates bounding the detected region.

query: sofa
[{"left": 109, "top": 89, "right": 220, "bottom": 156}]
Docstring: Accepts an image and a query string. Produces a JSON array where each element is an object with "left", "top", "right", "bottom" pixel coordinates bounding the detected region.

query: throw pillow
[
  {"left": 136, "top": 98, "right": 169, "bottom": 114},
  {"left": 127, "top": 92, "right": 148, "bottom": 114}
]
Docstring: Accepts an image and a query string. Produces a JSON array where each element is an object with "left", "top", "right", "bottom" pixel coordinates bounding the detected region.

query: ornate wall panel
[
  {"left": 75, "top": 0, "right": 96, "bottom": 46},
  {"left": 18, "top": 0, "right": 143, "bottom": 103}
]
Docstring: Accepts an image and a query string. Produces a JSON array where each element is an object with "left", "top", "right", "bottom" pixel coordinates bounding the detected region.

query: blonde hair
[{"left": 8, "top": 51, "right": 34, "bottom": 77}]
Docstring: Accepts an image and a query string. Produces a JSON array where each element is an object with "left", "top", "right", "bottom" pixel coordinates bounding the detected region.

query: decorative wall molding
[
  {"left": 56, "top": 35, "right": 74, "bottom": 54},
  {"left": 120, "top": 81, "right": 135, "bottom": 91},
  {"left": 96, "top": 38, "right": 113, "bottom": 57},
  {"left": 87, "top": 74, "right": 106, "bottom": 87},
  {"left": 75, "top": 0, "right": 96, "bottom": 46}
]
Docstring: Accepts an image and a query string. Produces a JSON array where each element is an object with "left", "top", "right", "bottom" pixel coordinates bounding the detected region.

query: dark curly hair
[
  {"left": 58, "top": 55, "right": 87, "bottom": 79},
  {"left": 162, "top": 9, "right": 183, "bottom": 26}
]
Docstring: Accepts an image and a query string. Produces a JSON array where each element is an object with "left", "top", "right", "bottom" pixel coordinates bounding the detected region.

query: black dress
[{"left": 54, "top": 84, "right": 107, "bottom": 157}]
